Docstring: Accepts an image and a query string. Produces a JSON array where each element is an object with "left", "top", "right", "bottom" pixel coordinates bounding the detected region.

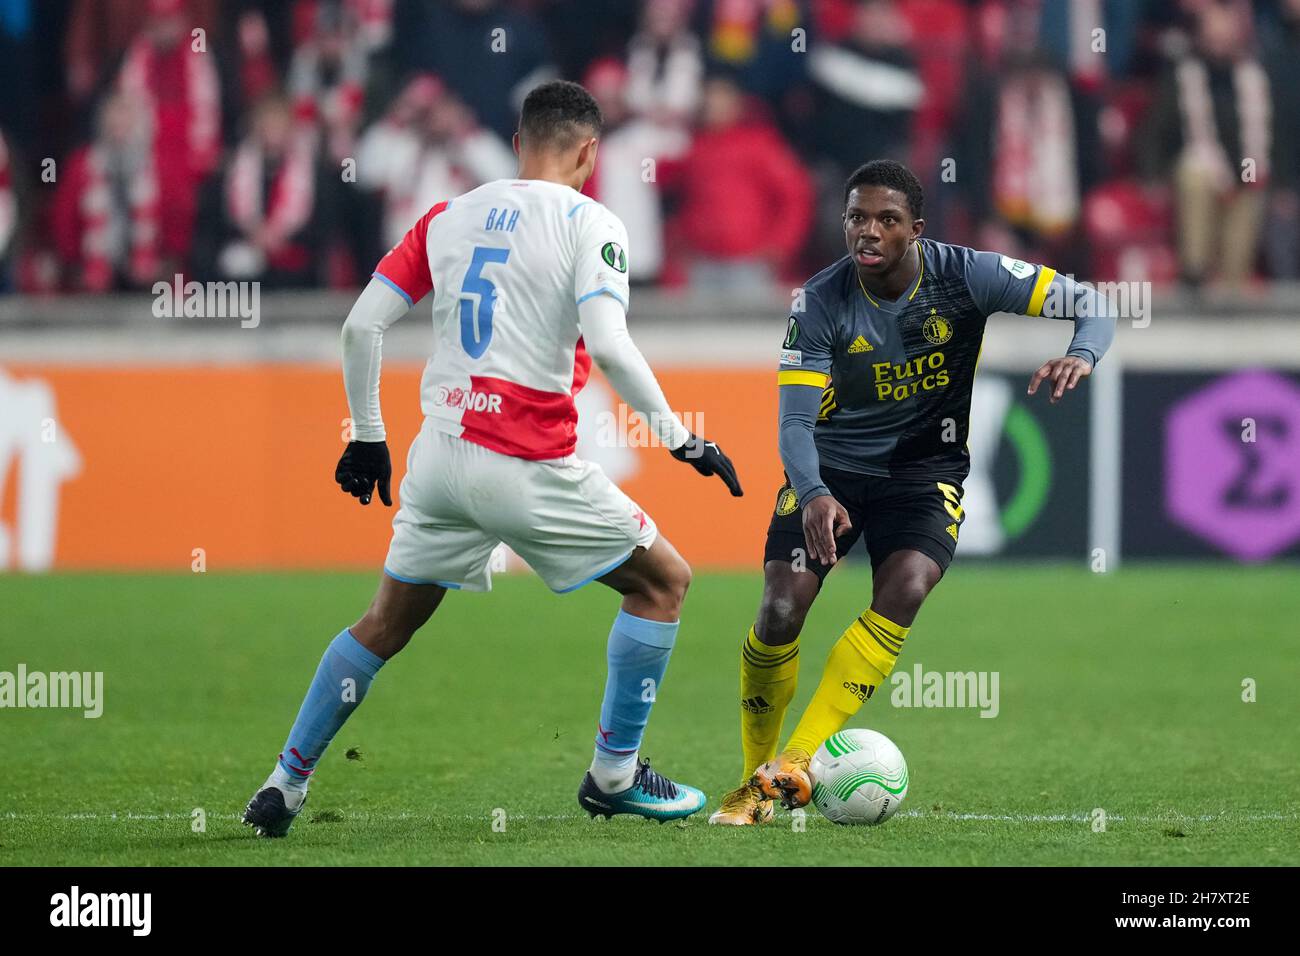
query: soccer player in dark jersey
[{"left": 708, "top": 159, "right": 1116, "bottom": 824}]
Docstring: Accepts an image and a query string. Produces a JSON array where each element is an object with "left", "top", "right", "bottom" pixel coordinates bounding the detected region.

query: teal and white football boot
[{"left": 577, "top": 757, "right": 706, "bottom": 822}]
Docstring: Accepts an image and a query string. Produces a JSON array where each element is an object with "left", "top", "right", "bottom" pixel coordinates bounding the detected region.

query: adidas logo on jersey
[
  {"left": 842, "top": 681, "right": 875, "bottom": 702},
  {"left": 741, "top": 695, "right": 775, "bottom": 714},
  {"left": 946, "top": 523, "right": 959, "bottom": 541},
  {"left": 847, "top": 335, "right": 874, "bottom": 353}
]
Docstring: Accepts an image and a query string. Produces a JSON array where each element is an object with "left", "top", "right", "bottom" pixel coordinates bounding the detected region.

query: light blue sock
[
  {"left": 590, "top": 610, "right": 679, "bottom": 792},
  {"left": 273, "top": 629, "right": 384, "bottom": 790}
]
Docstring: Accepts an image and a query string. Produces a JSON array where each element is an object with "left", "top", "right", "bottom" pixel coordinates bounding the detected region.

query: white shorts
[{"left": 384, "top": 421, "right": 658, "bottom": 593}]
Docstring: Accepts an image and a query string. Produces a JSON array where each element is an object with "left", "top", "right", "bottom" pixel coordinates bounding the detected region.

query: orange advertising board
[{"left": 1, "top": 364, "right": 785, "bottom": 572}]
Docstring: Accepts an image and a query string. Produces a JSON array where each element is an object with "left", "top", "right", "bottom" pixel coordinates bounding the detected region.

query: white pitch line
[
  {"left": 4, "top": 810, "right": 1297, "bottom": 824},
  {"left": 898, "top": 810, "right": 1298, "bottom": 823}
]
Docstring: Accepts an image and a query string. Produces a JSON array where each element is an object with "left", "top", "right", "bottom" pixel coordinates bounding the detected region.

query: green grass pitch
[{"left": 3, "top": 564, "right": 1297, "bottom": 866}]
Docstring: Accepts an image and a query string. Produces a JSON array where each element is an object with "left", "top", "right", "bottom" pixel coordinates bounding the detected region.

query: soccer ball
[{"left": 809, "top": 729, "right": 909, "bottom": 826}]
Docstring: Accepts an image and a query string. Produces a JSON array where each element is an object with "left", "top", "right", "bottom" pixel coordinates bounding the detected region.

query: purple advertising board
[{"left": 1124, "top": 370, "right": 1300, "bottom": 561}]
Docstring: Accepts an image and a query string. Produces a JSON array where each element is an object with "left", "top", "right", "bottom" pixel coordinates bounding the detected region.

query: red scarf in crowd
[
  {"left": 118, "top": 34, "right": 221, "bottom": 176},
  {"left": 79, "top": 144, "right": 162, "bottom": 291},
  {"left": 993, "top": 69, "right": 1078, "bottom": 236},
  {"left": 225, "top": 136, "right": 316, "bottom": 266}
]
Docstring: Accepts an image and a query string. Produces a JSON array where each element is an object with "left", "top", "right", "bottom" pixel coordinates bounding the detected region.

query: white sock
[
  {"left": 266, "top": 766, "right": 309, "bottom": 808},
  {"left": 588, "top": 751, "right": 638, "bottom": 794}
]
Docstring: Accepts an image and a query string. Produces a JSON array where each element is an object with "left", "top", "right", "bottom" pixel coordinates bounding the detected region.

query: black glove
[
  {"left": 670, "top": 433, "right": 743, "bottom": 497},
  {"left": 335, "top": 440, "right": 392, "bottom": 506}
]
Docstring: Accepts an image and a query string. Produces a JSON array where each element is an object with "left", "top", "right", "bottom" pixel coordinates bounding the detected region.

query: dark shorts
[{"left": 762, "top": 466, "right": 967, "bottom": 583}]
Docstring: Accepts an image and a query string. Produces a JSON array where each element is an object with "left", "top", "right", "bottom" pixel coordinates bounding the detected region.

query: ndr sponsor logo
[
  {"left": 434, "top": 386, "right": 502, "bottom": 413},
  {"left": 50, "top": 886, "right": 151, "bottom": 936}
]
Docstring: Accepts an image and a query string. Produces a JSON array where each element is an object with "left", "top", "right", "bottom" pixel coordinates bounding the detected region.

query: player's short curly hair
[
  {"left": 844, "top": 160, "right": 924, "bottom": 220},
  {"left": 519, "top": 80, "right": 603, "bottom": 150}
]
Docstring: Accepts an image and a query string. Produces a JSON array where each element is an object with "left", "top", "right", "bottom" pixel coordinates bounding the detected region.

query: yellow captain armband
[
  {"left": 777, "top": 370, "right": 830, "bottom": 388},
  {"left": 1026, "top": 266, "right": 1058, "bottom": 317}
]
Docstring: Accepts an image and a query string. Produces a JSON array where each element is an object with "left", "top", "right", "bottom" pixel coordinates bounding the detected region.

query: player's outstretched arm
[
  {"left": 336, "top": 277, "right": 412, "bottom": 506},
  {"left": 1023, "top": 271, "right": 1116, "bottom": 405},
  {"left": 778, "top": 382, "right": 850, "bottom": 564},
  {"left": 967, "top": 253, "right": 1117, "bottom": 406},
  {"left": 578, "top": 293, "right": 742, "bottom": 496}
]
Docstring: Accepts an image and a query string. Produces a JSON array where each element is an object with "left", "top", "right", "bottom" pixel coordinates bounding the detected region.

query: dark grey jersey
[{"left": 776, "top": 238, "right": 1113, "bottom": 500}]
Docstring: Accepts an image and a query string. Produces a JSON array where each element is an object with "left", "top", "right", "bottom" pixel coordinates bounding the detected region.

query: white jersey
[{"left": 373, "top": 178, "right": 631, "bottom": 460}]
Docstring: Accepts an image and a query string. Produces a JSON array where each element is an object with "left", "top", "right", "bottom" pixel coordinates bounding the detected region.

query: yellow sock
[
  {"left": 738, "top": 626, "right": 799, "bottom": 783},
  {"left": 785, "top": 608, "right": 909, "bottom": 758}
]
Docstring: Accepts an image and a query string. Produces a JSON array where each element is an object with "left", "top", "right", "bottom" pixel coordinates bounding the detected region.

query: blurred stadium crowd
[{"left": 1, "top": 0, "right": 1297, "bottom": 295}]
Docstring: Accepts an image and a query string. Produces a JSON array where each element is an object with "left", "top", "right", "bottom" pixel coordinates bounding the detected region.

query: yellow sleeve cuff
[
  {"left": 778, "top": 370, "right": 830, "bottom": 388},
  {"left": 1026, "top": 266, "right": 1057, "bottom": 317}
]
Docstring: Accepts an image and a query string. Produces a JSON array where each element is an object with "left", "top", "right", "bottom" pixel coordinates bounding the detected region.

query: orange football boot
[{"left": 751, "top": 749, "right": 813, "bottom": 809}]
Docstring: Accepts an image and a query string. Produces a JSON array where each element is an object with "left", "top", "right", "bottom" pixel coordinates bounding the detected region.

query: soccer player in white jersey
[{"left": 243, "top": 81, "right": 743, "bottom": 836}]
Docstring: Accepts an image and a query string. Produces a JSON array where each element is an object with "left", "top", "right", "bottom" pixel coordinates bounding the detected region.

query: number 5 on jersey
[{"left": 459, "top": 246, "right": 510, "bottom": 358}]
